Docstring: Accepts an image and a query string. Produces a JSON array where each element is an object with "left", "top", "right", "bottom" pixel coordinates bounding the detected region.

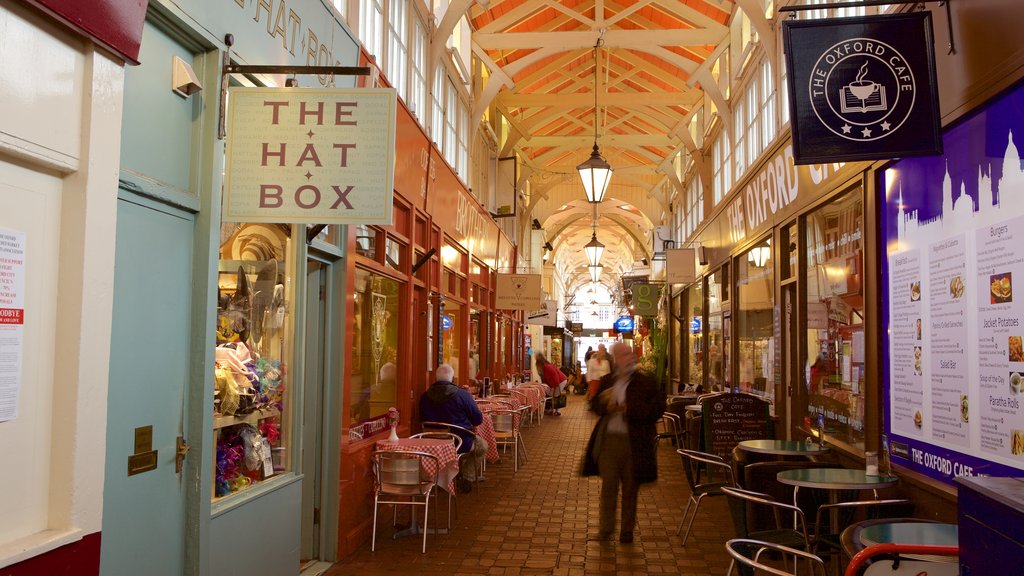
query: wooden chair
[
  {"left": 370, "top": 450, "right": 440, "bottom": 553},
  {"left": 676, "top": 449, "right": 736, "bottom": 545},
  {"left": 725, "top": 539, "right": 828, "bottom": 576}
]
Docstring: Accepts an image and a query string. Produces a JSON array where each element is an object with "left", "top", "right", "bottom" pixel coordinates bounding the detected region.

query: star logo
[
  {"left": 881, "top": 121, "right": 892, "bottom": 131},
  {"left": 862, "top": 127, "right": 872, "bottom": 138},
  {"left": 841, "top": 124, "right": 852, "bottom": 134}
]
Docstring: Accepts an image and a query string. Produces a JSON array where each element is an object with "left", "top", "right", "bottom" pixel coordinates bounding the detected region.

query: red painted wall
[{"left": 1, "top": 532, "right": 101, "bottom": 576}]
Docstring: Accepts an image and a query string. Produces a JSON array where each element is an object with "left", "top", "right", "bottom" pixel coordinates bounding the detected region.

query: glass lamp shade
[
  {"left": 577, "top": 144, "right": 613, "bottom": 203},
  {"left": 588, "top": 263, "right": 603, "bottom": 283},
  {"left": 584, "top": 232, "right": 605, "bottom": 267}
]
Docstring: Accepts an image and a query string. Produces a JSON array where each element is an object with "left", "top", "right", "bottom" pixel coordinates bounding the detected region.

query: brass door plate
[
  {"left": 128, "top": 450, "right": 158, "bottom": 476},
  {"left": 134, "top": 425, "right": 153, "bottom": 453}
]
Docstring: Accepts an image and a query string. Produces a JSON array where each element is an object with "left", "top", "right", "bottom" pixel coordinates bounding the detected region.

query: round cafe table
[
  {"left": 738, "top": 439, "right": 830, "bottom": 457},
  {"left": 859, "top": 522, "right": 959, "bottom": 563},
  {"left": 777, "top": 468, "right": 899, "bottom": 532}
]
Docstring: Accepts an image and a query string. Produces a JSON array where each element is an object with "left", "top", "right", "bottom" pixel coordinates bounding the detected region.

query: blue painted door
[{"left": 101, "top": 194, "right": 193, "bottom": 575}]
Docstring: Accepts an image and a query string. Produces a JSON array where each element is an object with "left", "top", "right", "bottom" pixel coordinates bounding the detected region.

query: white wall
[{"left": 0, "top": 2, "right": 122, "bottom": 568}]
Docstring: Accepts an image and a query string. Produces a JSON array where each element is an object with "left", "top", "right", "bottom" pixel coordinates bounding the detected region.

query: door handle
[{"left": 176, "top": 436, "right": 190, "bottom": 474}]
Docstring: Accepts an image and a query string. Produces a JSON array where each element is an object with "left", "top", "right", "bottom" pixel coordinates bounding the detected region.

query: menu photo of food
[
  {"left": 914, "top": 346, "right": 923, "bottom": 375},
  {"left": 949, "top": 275, "right": 965, "bottom": 299},
  {"left": 1013, "top": 429, "right": 1024, "bottom": 456},
  {"left": 1011, "top": 372, "right": 1022, "bottom": 395},
  {"left": 960, "top": 394, "right": 969, "bottom": 423},
  {"left": 991, "top": 272, "right": 1013, "bottom": 304},
  {"left": 914, "top": 409, "right": 923, "bottom": 428},
  {"left": 1011, "top": 336, "right": 1024, "bottom": 362},
  {"left": 910, "top": 280, "right": 922, "bottom": 302}
]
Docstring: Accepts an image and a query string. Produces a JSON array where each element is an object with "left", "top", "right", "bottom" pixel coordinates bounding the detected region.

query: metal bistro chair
[
  {"left": 370, "top": 450, "right": 441, "bottom": 553},
  {"left": 676, "top": 449, "right": 736, "bottom": 545},
  {"left": 410, "top": 431, "right": 462, "bottom": 528},
  {"left": 421, "top": 421, "right": 485, "bottom": 483},
  {"left": 490, "top": 409, "right": 525, "bottom": 472},
  {"left": 721, "top": 486, "right": 813, "bottom": 575},
  {"left": 726, "top": 538, "right": 828, "bottom": 576},
  {"left": 812, "top": 498, "right": 914, "bottom": 560},
  {"left": 657, "top": 411, "right": 686, "bottom": 448}
]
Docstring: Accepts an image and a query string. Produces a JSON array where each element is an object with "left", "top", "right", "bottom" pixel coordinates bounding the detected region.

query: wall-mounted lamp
[{"left": 172, "top": 55, "right": 203, "bottom": 98}]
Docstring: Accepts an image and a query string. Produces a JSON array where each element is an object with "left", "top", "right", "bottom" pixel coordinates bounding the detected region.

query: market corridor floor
[{"left": 324, "top": 394, "right": 734, "bottom": 575}]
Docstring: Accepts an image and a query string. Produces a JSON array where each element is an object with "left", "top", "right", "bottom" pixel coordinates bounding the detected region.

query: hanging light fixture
[
  {"left": 578, "top": 38, "right": 613, "bottom": 204},
  {"left": 589, "top": 263, "right": 603, "bottom": 283},
  {"left": 584, "top": 227, "right": 604, "bottom": 267}
]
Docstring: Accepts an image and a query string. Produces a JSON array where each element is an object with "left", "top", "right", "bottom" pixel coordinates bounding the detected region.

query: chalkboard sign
[{"left": 701, "top": 393, "right": 772, "bottom": 461}]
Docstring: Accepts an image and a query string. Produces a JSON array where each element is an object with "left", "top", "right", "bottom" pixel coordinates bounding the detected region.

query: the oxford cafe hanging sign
[{"left": 782, "top": 11, "right": 942, "bottom": 165}]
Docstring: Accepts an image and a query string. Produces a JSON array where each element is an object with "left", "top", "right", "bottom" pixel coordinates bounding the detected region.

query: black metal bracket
[
  {"left": 779, "top": 0, "right": 955, "bottom": 55},
  {"left": 218, "top": 33, "right": 372, "bottom": 140}
]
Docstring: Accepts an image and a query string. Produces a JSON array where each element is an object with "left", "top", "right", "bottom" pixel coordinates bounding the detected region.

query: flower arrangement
[{"left": 387, "top": 407, "right": 400, "bottom": 440}]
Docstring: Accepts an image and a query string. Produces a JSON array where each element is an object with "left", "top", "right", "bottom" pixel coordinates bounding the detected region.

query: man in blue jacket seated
[{"left": 419, "top": 363, "right": 487, "bottom": 492}]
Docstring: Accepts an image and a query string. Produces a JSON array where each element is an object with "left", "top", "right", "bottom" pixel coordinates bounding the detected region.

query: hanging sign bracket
[{"left": 218, "top": 33, "right": 372, "bottom": 139}]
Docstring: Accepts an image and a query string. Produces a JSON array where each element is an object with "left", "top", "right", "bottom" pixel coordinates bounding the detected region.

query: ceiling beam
[
  {"left": 475, "top": 28, "right": 725, "bottom": 52},
  {"left": 498, "top": 91, "right": 699, "bottom": 108}
]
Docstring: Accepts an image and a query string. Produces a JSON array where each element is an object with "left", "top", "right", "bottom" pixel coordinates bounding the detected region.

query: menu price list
[
  {"left": 928, "top": 234, "right": 970, "bottom": 446},
  {"left": 976, "top": 217, "right": 1024, "bottom": 458},
  {"left": 890, "top": 249, "right": 925, "bottom": 435}
]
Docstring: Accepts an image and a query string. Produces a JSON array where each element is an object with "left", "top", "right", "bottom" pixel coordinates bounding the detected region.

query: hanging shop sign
[
  {"left": 632, "top": 284, "right": 662, "bottom": 317},
  {"left": 526, "top": 300, "right": 557, "bottom": 326},
  {"left": 495, "top": 273, "right": 542, "bottom": 310},
  {"left": 783, "top": 12, "right": 942, "bottom": 165},
  {"left": 223, "top": 87, "right": 397, "bottom": 224},
  {"left": 666, "top": 248, "right": 696, "bottom": 284},
  {"left": 614, "top": 317, "right": 635, "bottom": 333}
]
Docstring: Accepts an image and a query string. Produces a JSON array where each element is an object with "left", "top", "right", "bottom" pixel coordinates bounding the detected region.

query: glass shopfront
[
  {"left": 686, "top": 282, "right": 704, "bottom": 389},
  {"left": 441, "top": 300, "right": 462, "bottom": 382},
  {"left": 707, "top": 268, "right": 729, "bottom": 392},
  {"left": 799, "top": 188, "right": 865, "bottom": 448},
  {"left": 350, "top": 268, "right": 401, "bottom": 425},
  {"left": 737, "top": 238, "right": 775, "bottom": 401},
  {"left": 213, "top": 223, "right": 295, "bottom": 500}
]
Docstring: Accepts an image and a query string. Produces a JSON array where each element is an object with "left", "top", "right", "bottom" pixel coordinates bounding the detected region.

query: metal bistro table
[
  {"left": 859, "top": 522, "right": 959, "bottom": 563},
  {"left": 777, "top": 468, "right": 899, "bottom": 534},
  {"left": 737, "top": 439, "right": 830, "bottom": 457}
]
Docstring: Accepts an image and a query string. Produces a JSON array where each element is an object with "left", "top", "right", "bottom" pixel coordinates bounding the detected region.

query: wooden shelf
[{"left": 214, "top": 407, "right": 280, "bottom": 430}]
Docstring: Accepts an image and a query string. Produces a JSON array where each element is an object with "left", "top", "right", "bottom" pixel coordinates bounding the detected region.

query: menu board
[
  {"left": 882, "top": 82, "right": 1024, "bottom": 483},
  {"left": 701, "top": 393, "right": 771, "bottom": 462}
]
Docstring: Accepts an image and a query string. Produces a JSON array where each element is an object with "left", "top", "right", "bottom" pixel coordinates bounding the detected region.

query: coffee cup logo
[{"left": 808, "top": 38, "right": 916, "bottom": 142}]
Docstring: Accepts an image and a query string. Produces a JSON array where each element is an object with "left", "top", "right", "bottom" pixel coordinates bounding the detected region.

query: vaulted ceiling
[{"left": 464, "top": 0, "right": 738, "bottom": 296}]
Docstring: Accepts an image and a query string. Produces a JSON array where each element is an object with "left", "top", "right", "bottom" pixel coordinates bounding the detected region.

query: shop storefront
[{"left": 334, "top": 57, "right": 517, "bottom": 556}]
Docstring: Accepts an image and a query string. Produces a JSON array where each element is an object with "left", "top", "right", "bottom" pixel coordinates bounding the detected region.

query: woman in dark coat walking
[{"left": 581, "top": 342, "right": 666, "bottom": 543}]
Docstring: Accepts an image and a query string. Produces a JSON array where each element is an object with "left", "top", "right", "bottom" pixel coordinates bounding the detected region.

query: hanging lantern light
[
  {"left": 578, "top": 40, "right": 613, "bottom": 204},
  {"left": 584, "top": 230, "right": 605, "bottom": 267},
  {"left": 588, "top": 263, "right": 603, "bottom": 283}
]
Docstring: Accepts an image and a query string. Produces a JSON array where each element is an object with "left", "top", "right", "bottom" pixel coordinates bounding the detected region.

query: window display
[
  {"left": 686, "top": 283, "right": 704, "bottom": 389},
  {"left": 800, "top": 189, "right": 865, "bottom": 448},
  {"left": 351, "top": 268, "right": 400, "bottom": 427},
  {"left": 707, "top": 270, "right": 728, "bottom": 392},
  {"left": 737, "top": 238, "right": 775, "bottom": 401},
  {"left": 214, "top": 223, "right": 294, "bottom": 500}
]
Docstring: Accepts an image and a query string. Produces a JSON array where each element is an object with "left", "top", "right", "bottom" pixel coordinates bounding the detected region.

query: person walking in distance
[
  {"left": 585, "top": 344, "right": 611, "bottom": 400},
  {"left": 581, "top": 342, "right": 666, "bottom": 543},
  {"left": 535, "top": 352, "right": 567, "bottom": 415}
]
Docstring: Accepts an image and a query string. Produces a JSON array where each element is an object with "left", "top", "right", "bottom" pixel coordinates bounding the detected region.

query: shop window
[
  {"left": 350, "top": 269, "right": 401, "bottom": 428},
  {"left": 354, "top": 224, "right": 377, "bottom": 259},
  {"left": 799, "top": 189, "right": 865, "bottom": 448},
  {"left": 671, "top": 294, "right": 682, "bottom": 383},
  {"left": 214, "top": 223, "right": 295, "bottom": 500},
  {"left": 686, "top": 282, "right": 704, "bottom": 389},
  {"left": 385, "top": 237, "right": 404, "bottom": 271},
  {"left": 707, "top": 270, "right": 728, "bottom": 391},
  {"left": 737, "top": 238, "right": 775, "bottom": 401},
  {"left": 441, "top": 301, "right": 462, "bottom": 382}
]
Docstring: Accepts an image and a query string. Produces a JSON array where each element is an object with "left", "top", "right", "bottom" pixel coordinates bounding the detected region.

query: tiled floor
[{"left": 325, "top": 393, "right": 735, "bottom": 575}]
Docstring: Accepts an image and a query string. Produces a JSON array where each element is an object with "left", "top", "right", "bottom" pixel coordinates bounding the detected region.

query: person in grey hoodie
[{"left": 419, "top": 364, "right": 487, "bottom": 487}]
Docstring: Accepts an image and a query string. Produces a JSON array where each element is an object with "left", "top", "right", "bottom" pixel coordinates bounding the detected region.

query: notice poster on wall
[
  {"left": 0, "top": 227, "right": 26, "bottom": 422},
  {"left": 882, "top": 82, "right": 1024, "bottom": 483}
]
